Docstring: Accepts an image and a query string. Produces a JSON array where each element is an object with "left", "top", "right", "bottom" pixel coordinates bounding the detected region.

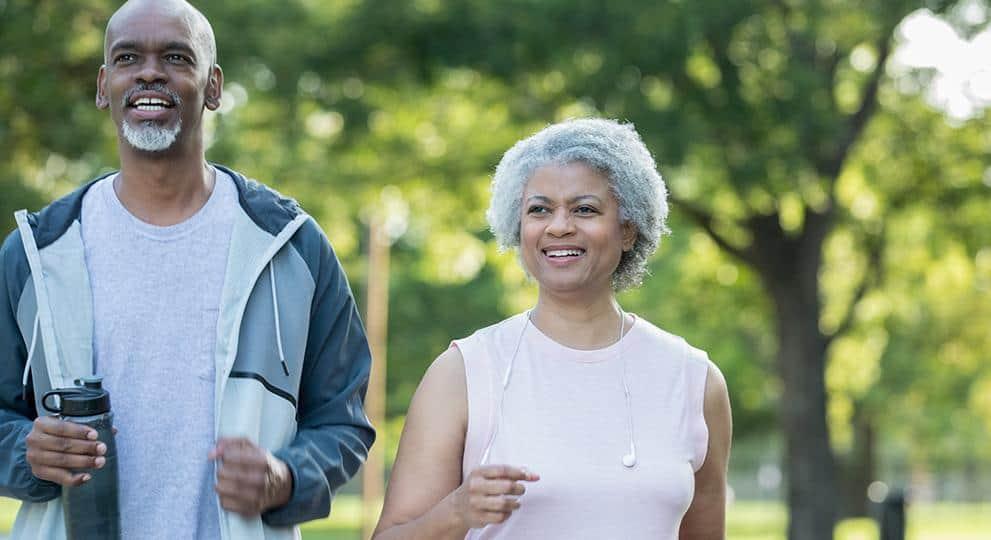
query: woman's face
[{"left": 519, "top": 162, "right": 636, "bottom": 297}]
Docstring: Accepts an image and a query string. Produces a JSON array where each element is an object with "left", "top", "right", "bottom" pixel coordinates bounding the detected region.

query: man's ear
[
  {"left": 621, "top": 221, "right": 637, "bottom": 252},
  {"left": 95, "top": 65, "right": 110, "bottom": 110},
  {"left": 204, "top": 65, "right": 223, "bottom": 111}
]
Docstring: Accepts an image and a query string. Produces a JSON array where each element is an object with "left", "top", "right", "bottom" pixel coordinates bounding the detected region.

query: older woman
[{"left": 373, "top": 118, "right": 732, "bottom": 539}]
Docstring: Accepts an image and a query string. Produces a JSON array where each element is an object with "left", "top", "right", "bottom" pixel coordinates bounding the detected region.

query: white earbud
[{"left": 622, "top": 441, "right": 637, "bottom": 468}]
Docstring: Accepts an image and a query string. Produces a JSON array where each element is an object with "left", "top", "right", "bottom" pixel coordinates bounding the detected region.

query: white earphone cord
[
  {"left": 620, "top": 312, "right": 637, "bottom": 468},
  {"left": 479, "top": 312, "right": 530, "bottom": 465},
  {"left": 480, "top": 310, "right": 637, "bottom": 469}
]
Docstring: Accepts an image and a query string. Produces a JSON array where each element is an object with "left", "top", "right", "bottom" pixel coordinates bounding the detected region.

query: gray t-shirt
[{"left": 81, "top": 170, "right": 235, "bottom": 539}]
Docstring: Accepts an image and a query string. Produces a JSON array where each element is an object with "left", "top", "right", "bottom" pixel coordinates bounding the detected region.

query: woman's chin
[{"left": 537, "top": 276, "right": 609, "bottom": 297}]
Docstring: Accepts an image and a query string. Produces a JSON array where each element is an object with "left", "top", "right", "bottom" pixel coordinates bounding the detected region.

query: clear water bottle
[{"left": 42, "top": 376, "right": 121, "bottom": 540}]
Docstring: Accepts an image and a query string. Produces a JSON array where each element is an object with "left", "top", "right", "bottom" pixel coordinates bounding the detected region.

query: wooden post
[{"left": 361, "top": 217, "right": 390, "bottom": 539}]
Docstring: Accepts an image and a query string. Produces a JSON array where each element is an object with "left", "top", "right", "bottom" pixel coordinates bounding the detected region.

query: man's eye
[
  {"left": 166, "top": 54, "right": 189, "bottom": 64},
  {"left": 114, "top": 54, "right": 135, "bottom": 64}
]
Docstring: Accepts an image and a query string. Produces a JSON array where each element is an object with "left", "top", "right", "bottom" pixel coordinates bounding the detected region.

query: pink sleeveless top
[{"left": 452, "top": 313, "right": 710, "bottom": 540}]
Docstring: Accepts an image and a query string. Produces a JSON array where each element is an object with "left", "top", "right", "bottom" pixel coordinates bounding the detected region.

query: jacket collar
[{"left": 22, "top": 164, "right": 304, "bottom": 249}]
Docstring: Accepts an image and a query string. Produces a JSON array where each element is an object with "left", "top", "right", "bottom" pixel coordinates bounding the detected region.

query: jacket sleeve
[
  {"left": 262, "top": 221, "right": 375, "bottom": 526},
  {"left": 0, "top": 230, "right": 60, "bottom": 502}
]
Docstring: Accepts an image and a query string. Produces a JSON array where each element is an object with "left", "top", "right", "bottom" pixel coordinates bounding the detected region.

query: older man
[{"left": 0, "top": 1, "right": 375, "bottom": 538}]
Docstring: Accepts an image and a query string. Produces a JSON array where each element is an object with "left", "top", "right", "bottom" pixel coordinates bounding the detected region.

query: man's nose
[{"left": 134, "top": 57, "right": 167, "bottom": 84}]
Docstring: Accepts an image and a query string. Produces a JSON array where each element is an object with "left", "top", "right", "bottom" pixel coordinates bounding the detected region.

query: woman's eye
[
  {"left": 527, "top": 205, "right": 549, "bottom": 214},
  {"left": 575, "top": 205, "right": 599, "bottom": 215}
]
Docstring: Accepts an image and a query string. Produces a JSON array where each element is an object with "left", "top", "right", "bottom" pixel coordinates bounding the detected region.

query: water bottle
[{"left": 42, "top": 376, "right": 121, "bottom": 540}]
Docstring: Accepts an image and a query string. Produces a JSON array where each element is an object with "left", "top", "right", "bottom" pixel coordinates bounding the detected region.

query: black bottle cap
[
  {"left": 41, "top": 377, "right": 111, "bottom": 416},
  {"left": 60, "top": 388, "right": 111, "bottom": 416}
]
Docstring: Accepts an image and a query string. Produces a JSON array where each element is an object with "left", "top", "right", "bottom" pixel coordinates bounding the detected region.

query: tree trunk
[
  {"left": 841, "top": 410, "right": 876, "bottom": 517},
  {"left": 750, "top": 212, "right": 838, "bottom": 540},
  {"left": 772, "top": 283, "right": 837, "bottom": 540}
]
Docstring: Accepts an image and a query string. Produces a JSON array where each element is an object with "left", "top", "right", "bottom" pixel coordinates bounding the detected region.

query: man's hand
[
  {"left": 25, "top": 416, "right": 107, "bottom": 486},
  {"left": 210, "top": 437, "right": 293, "bottom": 517}
]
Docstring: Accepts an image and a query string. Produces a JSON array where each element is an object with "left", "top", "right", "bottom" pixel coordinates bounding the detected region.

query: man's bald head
[{"left": 104, "top": 0, "right": 217, "bottom": 68}]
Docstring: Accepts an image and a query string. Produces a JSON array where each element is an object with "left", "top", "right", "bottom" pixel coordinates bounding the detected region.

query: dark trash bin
[{"left": 878, "top": 489, "right": 906, "bottom": 540}]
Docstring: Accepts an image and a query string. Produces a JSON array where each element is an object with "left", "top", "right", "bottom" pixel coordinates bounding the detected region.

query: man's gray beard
[{"left": 121, "top": 119, "right": 181, "bottom": 152}]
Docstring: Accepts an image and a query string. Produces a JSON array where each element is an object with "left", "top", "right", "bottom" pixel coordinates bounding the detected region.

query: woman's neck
[{"left": 530, "top": 291, "right": 629, "bottom": 350}]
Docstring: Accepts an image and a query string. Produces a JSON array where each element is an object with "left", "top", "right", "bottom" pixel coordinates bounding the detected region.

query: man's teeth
[
  {"left": 546, "top": 249, "right": 584, "bottom": 257},
  {"left": 133, "top": 98, "right": 171, "bottom": 110}
]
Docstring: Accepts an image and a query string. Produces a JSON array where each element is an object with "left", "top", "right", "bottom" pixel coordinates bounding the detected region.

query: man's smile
[{"left": 123, "top": 87, "right": 180, "bottom": 121}]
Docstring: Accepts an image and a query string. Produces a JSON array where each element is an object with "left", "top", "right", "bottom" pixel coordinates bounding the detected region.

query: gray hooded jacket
[{"left": 0, "top": 165, "right": 375, "bottom": 539}]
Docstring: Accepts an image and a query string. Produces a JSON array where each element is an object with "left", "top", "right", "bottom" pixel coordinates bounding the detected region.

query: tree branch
[
  {"left": 819, "top": 44, "right": 888, "bottom": 179},
  {"left": 827, "top": 228, "right": 885, "bottom": 342},
  {"left": 819, "top": 24, "right": 897, "bottom": 181},
  {"left": 669, "top": 193, "right": 756, "bottom": 266}
]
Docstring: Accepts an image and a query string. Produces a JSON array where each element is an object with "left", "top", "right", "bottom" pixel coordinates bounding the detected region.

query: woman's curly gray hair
[{"left": 486, "top": 118, "right": 669, "bottom": 290}]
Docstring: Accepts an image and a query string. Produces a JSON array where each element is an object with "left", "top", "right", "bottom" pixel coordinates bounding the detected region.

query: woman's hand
[{"left": 453, "top": 465, "right": 539, "bottom": 529}]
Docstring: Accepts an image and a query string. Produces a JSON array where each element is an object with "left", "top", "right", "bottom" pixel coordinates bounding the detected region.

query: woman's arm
[
  {"left": 372, "top": 346, "right": 537, "bottom": 540},
  {"left": 373, "top": 346, "right": 470, "bottom": 540},
  {"left": 679, "top": 361, "right": 733, "bottom": 539}
]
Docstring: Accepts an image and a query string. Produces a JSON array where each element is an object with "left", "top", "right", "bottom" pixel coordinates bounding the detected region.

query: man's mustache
[{"left": 120, "top": 83, "right": 182, "bottom": 109}]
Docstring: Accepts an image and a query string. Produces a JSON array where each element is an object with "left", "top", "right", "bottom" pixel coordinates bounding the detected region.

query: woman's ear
[{"left": 621, "top": 221, "right": 637, "bottom": 252}]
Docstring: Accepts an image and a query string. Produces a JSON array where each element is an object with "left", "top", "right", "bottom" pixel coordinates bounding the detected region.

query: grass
[
  {"left": 2, "top": 497, "right": 988, "bottom": 539},
  {"left": 722, "top": 501, "right": 991, "bottom": 540}
]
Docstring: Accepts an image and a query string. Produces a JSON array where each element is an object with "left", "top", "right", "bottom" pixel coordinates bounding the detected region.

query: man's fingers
[
  {"left": 211, "top": 437, "right": 265, "bottom": 465},
  {"left": 34, "top": 417, "right": 96, "bottom": 440},
  {"left": 216, "top": 465, "right": 265, "bottom": 489},
  {"left": 212, "top": 437, "right": 253, "bottom": 453},
  {"left": 29, "top": 432, "right": 105, "bottom": 456},
  {"left": 214, "top": 480, "right": 253, "bottom": 501},
  {"left": 209, "top": 437, "right": 238, "bottom": 460},
  {"left": 214, "top": 484, "right": 261, "bottom": 516},
  {"left": 216, "top": 495, "right": 256, "bottom": 517},
  {"left": 215, "top": 447, "right": 267, "bottom": 479},
  {"left": 216, "top": 447, "right": 266, "bottom": 467},
  {"left": 32, "top": 465, "right": 90, "bottom": 487},
  {"left": 28, "top": 449, "right": 105, "bottom": 471}
]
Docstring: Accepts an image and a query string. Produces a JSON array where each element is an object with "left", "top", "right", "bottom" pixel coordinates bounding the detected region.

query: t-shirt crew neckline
[
  {"left": 524, "top": 312, "right": 640, "bottom": 363},
  {"left": 103, "top": 167, "right": 228, "bottom": 242}
]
